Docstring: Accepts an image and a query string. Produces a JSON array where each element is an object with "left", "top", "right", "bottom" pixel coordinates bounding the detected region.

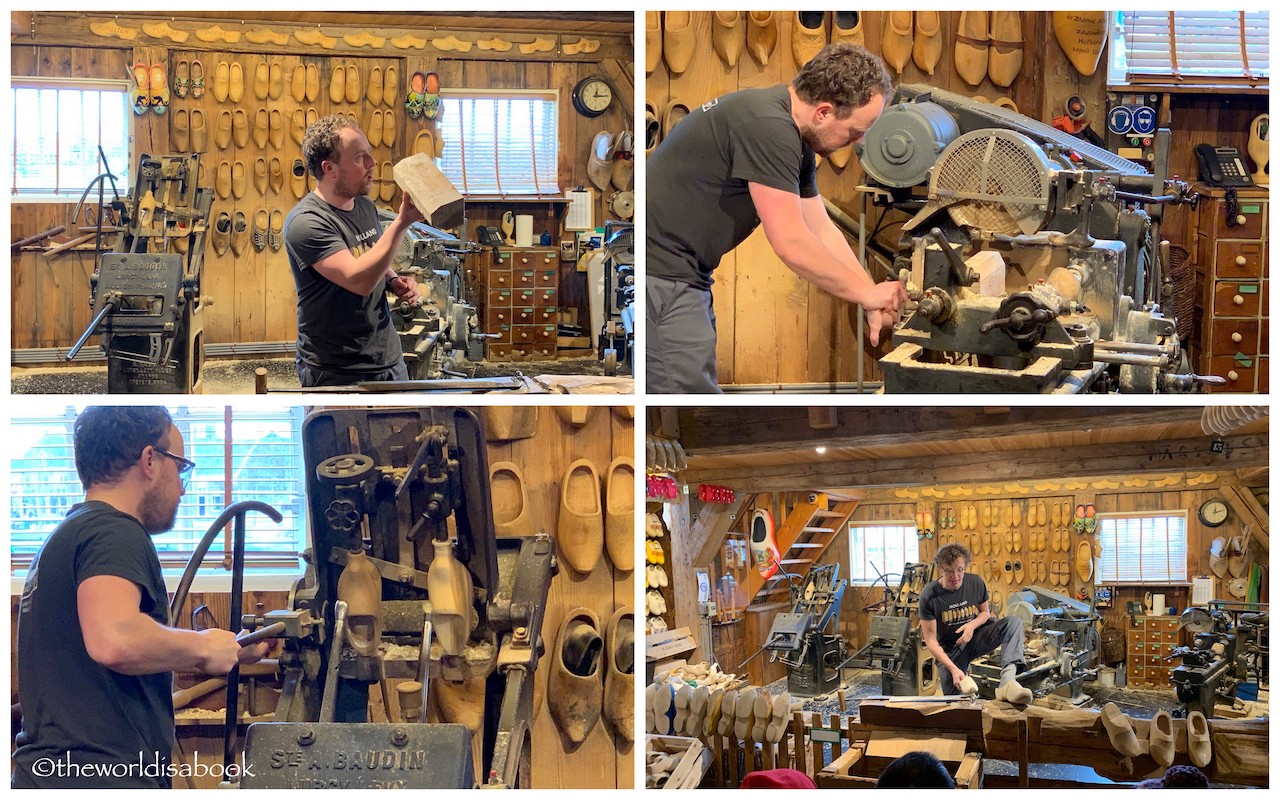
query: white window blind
[
  {"left": 11, "top": 79, "right": 132, "bottom": 198},
  {"left": 11, "top": 406, "right": 308, "bottom": 571},
  {"left": 849, "top": 523, "right": 918, "bottom": 584},
  {"left": 1097, "top": 513, "right": 1189, "bottom": 583},
  {"left": 1119, "top": 11, "right": 1269, "bottom": 84},
  {"left": 438, "top": 92, "right": 560, "bottom": 196}
]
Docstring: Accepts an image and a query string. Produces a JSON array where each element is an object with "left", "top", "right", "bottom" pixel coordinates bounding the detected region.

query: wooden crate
[
  {"left": 817, "top": 731, "right": 981, "bottom": 789},
  {"left": 647, "top": 734, "right": 712, "bottom": 789}
]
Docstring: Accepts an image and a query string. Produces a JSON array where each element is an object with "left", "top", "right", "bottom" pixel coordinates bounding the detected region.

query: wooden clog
[
  {"left": 955, "top": 12, "right": 990, "bottom": 86},
  {"left": 645, "top": 11, "right": 662, "bottom": 74},
  {"left": 1075, "top": 539, "right": 1094, "bottom": 583},
  {"left": 831, "top": 11, "right": 864, "bottom": 47},
  {"left": 712, "top": 11, "right": 745, "bottom": 68},
  {"left": 989, "top": 11, "right": 1024, "bottom": 88},
  {"left": 603, "top": 607, "right": 635, "bottom": 744},
  {"left": 427, "top": 536, "right": 474, "bottom": 656},
  {"left": 747, "top": 11, "right": 777, "bottom": 68},
  {"left": 793, "top": 11, "right": 827, "bottom": 69},
  {"left": 485, "top": 407, "right": 538, "bottom": 441},
  {"left": 913, "top": 11, "right": 942, "bottom": 75},
  {"left": 548, "top": 608, "right": 603, "bottom": 744},
  {"left": 490, "top": 461, "right": 533, "bottom": 536},
  {"left": 605, "top": 456, "right": 634, "bottom": 571},
  {"left": 558, "top": 459, "right": 603, "bottom": 573},
  {"left": 881, "top": 11, "right": 913, "bottom": 75},
  {"left": 555, "top": 406, "right": 593, "bottom": 427},
  {"left": 1053, "top": 11, "right": 1109, "bottom": 76},
  {"left": 663, "top": 11, "right": 695, "bottom": 75},
  {"left": 337, "top": 549, "right": 383, "bottom": 656}
]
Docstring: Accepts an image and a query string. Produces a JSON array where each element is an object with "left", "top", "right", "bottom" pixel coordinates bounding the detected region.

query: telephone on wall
[
  {"left": 476, "top": 226, "right": 504, "bottom": 248},
  {"left": 1195, "top": 144, "right": 1254, "bottom": 187}
]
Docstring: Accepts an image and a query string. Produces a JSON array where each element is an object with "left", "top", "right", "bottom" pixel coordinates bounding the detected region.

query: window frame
[
  {"left": 1109, "top": 10, "right": 1270, "bottom": 88},
  {"left": 847, "top": 520, "right": 920, "bottom": 586},
  {"left": 10, "top": 76, "right": 135, "bottom": 203},
  {"left": 436, "top": 88, "right": 562, "bottom": 199},
  {"left": 9, "top": 406, "right": 308, "bottom": 577},
  {"left": 1095, "top": 510, "right": 1191, "bottom": 585}
]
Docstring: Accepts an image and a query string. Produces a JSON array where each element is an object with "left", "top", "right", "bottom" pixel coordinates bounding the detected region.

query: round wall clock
[
  {"left": 571, "top": 76, "right": 613, "bottom": 117},
  {"left": 1197, "top": 499, "right": 1229, "bottom": 527}
]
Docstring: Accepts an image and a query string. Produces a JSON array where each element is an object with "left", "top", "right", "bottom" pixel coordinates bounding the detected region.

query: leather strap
[
  {"left": 1168, "top": 12, "right": 1181, "bottom": 80},
  {"left": 1239, "top": 12, "right": 1254, "bottom": 80}
]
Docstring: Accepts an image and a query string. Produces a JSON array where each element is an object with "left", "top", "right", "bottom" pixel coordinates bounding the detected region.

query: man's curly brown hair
[
  {"left": 302, "top": 114, "right": 361, "bottom": 180},
  {"left": 792, "top": 43, "right": 892, "bottom": 119},
  {"left": 934, "top": 543, "right": 972, "bottom": 569}
]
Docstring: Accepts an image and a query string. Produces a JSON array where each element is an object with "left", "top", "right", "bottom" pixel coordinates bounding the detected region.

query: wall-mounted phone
[
  {"left": 476, "top": 225, "right": 504, "bottom": 248},
  {"left": 1195, "top": 144, "right": 1254, "bottom": 187}
]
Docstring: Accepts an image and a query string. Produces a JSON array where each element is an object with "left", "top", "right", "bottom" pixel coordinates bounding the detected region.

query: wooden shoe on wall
[
  {"left": 831, "top": 11, "right": 864, "bottom": 47},
  {"left": 747, "top": 11, "right": 778, "bottom": 68},
  {"left": 881, "top": 12, "right": 913, "bottom": 74},
  {"left": 603, "top": 607, "right": 635, "bottom": 744},
  {"left": 490, "top": 461, "right": 533, "bottom": 536},
  {"left": 645, "top": 11, "right": 662, "bottom": 74},
  {"left": 712, "top": 11, "right": 745, "bottom": 68},
  {"left": 793, "top": 12, "right": 827, "bottom": 69},
  {"left": 558, "top": 459, "right": 604, "bottom": 573},
  {"left": 913, "top": 11, "right": 942, "bottom": 75},
  {"left": 485, "top": 407, "right": 538, "bottom": 441},
  {"left": 605, "top": 456, "right": 635, "bottom": 571},
  {"left": 1053, "top": 11, "right": 1109, "bottom": 76},
  {"left": 663, "top": 11, "right": 695, "bottom": 75},
  {"left": 955, "top": 12, "right": 990, "bottom": 86},
  {"left": 548, "top": 608, "right": 604, "bottom": 744},
  {"left": 989, "top": 11, "right": 1024, "bottom": 87}
]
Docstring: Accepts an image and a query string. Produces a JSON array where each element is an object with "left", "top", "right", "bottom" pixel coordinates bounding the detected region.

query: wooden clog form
[
  {"left": 548, "top": 608, "right": 603, "bottom": 743},
  {"left": 881, "top": 12, "right": 913, "bottom": 75},
  {"left": 559, "top": 459, "right": 604, "bottom": 573},
  {"left": 747, "top": 11, "right": 778, "bottom": 68},
  {"left": 1247, "top": 114, "right": 1269, "bottom": 184},
  {"left": 955, "top": 11, "right": 990, "bottom": 86},
  {"left": 1075, "top": 539, "right": 1094, "bottom": 583},
  {"left": 663, "top": 11, "right": 695, "bottom": 75},
  {"left": 490, "top": 461, "right": 533, "bottom": 536},
  {"left": 989, "top": 11, "right": 1024, "bottom": 87},
  {"left": 603, "top": 607, "right": 634, "bottom": 743},
  {"left": 604, "top": 456, "right": 635, "bottom": 572},
  {"left": 337, "top": 549, "right": 383, "bottom": 656},
  {"left": 427, "top": 537, "right": 474, "bottom": 656},
  {"left": 646, "top": 11, "right": 662, "bottom": 74},
  {"left": 555, "top": 406, "right": 593, "bottom": 428},
  {"left": 913, "top": 11, "right": 942, "bottom": 76},
  {"left": 712, "top": 11, "right": 745, "bottom": 68},
  {"left": 831, "top": 11, "right": 864, "bottom": 47},
  {"left": 1053, "top": 11, "right": 1109, "bottom": 76},
  {"left": 792, "top": 11, "right": 827, "bottom": 69},
  {"left": 485, "top": 406, "right": 537, "bottom": 441}
]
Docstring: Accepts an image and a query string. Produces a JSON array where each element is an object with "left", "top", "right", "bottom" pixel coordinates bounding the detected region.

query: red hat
[{"left": 740, "top": 769, "right": 817, "bottom": 789}]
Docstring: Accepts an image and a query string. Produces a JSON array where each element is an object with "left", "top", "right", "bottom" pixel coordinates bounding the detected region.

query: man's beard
[
  {"left": 799, "top": 125, "right": 833, "bottom": 158},
  {"left": 138, "top": 482, "right": 179, "bottom": 535}
]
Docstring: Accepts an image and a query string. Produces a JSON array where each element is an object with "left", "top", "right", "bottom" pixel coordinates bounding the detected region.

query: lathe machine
[
  {"left": 1168, "top": 603, "right": 1268, "bottom": 718},
  {"left": 847, "top": 562, "right": 939, "bottom": 696},
  {"left": 762, "top": 564, "right": 848, "bottom": 696}
]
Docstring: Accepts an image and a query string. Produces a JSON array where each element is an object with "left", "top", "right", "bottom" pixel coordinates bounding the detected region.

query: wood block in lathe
[{"left": 392, "top": 154, "right": 464, "bottom": 229}]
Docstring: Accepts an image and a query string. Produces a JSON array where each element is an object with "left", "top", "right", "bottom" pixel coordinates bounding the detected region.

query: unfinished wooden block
[{"left": 392, "top": 154, "right": 464, "bottom": 229}]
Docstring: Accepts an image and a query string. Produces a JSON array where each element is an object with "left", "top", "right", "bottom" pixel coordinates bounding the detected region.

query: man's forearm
[
  {"left": 359, "top": 217, "right": 410, "bottom": 284},
  {"left": 923, "top": 637, "right": 959, "bottom": 674},
  {"left": 769, "top": 229, "right": 878, "bottom": 305},
  {"left": 92, "top": 613, "right": 212, "bottom": 676}
]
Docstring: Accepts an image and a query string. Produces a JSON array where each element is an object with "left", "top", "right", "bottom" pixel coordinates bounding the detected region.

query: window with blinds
[
  {"left": 10, "top": 406, "right": 308, "bottom": 572},
  {"left": 1118, "top": 11, "right": 1269, "bottom": 84},
  {"left": 1096, "top": 512, "right": 1189, "bottom": 583},
  {"left": 11, "top": 79, "right": 132, "bottom": 198},
  {"left": 437, "top": 92, "right": 560, "bottom": 197},
  {"left": 849, "top": 523, "right": 919, "bottom": 584}
]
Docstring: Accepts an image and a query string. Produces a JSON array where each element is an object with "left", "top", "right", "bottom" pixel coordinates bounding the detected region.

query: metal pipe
[
  {"left": 221, "top": 510, "right": 249, "bottom": 777},
  {"left": 1092, "top": 351, "right": 1167, "bottom": 368},
  {"left": 65, "top": 299, "right": 116, "bottom": 361},
  {"left": 721, "top": 381, "right": 885, "bottom": 394},
  {"left": 319, "top": 601, "right": 348, "bottom": 724},
  {"left": 168, "top": 501, "right": 284, "bottom": 626},
  {"left": 1094, "top": 341, "right": 1175, "bottom": 355}
]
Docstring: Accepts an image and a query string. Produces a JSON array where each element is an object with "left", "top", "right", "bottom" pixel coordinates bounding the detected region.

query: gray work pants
[
  {"left": 938, "top": 616, "right": 1026, "bottom": 695},
  {"left": 646, "top": 276, "right": 721, "bottom": 394}
]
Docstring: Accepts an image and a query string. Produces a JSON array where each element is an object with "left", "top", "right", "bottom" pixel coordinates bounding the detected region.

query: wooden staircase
[{"left": 741, "top": 491, "right": 859, "bottom": 605}]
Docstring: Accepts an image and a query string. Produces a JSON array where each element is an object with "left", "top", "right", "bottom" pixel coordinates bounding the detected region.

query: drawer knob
[
  {"left": 1236, "top": 214, "right": 1247, "bottom": 226},
  {"left": 1228, "top": 370, "right": 1240, "bottom": 381},
  {"left": 1236, "top": 255, "right": 1248, "bottom": 266},
  {"left": 497, "top": 313, "right": 505, "bottom": 321},
  {"left": 520, "top": 257, "right": 530, "bottom": 264},
  {"left": 544, "top": 256, "right": 553, "bottom": 263},
  {"left": 1233, "top": 294, "right": 1245, "bottom": 305},
  {"left": 1232, "top": 332, "right": 1243, "bottom": 343}
]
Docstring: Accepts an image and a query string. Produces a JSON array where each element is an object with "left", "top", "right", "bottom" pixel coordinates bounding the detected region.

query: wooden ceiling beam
[
  {"left": 682, "top": 433, "right": 1268, "bottom": 493},
  {"left": 676, "top": 407, "right": 1207, "bottom": 456}
]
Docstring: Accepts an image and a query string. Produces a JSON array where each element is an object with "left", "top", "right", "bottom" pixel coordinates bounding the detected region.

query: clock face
[
  {"left": 1200, "top": 500, "right": 1229, "bottom": 526},
  {"left": 574, "top": 77, "right": 612, "bottom": 116}
]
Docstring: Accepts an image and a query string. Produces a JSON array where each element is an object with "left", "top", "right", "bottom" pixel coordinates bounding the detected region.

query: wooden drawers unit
[
  {"left": 1126, "top": 615, "right": 1187, "bottom": 688},
  {"left": 479, "top": 247, "right": 558, "bottom": 361},
  {"left": 1193, "top": 186, "right": 1269, "bottom": 392}
]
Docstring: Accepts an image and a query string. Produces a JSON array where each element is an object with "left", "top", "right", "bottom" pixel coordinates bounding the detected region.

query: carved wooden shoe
[
  {"left": 663, "top": 11, "right": 695, "bottom": 75},
  {"left": 645, "top": 11, "right": 662, "bottom": 74},
  {"left": 337, "top": 549, "right": 383, "bottom": 656},
  {"left": 988, "top": 11, "right": 1024, "bottom": 87},
  {"left": 913, "top": 11, "right": 942, "bottom": 75},
  {"left": 793, "top": 11, "right": 827, "bottom": 69},
  {"left": 747, "top": 11, "right": 778, "bottom": 68},
  {"left": 1150, "top": 709, "right": 1176, "bottom": 767},
  {"left": 673, "top": 682, "right": 692, "bottom": 734},
  {"left": 1209, "top": 537, "right": 1228, "bottom": 578},
  {"left": 954, "top": 11, "right": 990, "bottom": 86},
  {"left": 995, "top": 678, "right": 1032, "bottom": 705},
  {"left": 958, "top": 675, "right": 979, "bottom": 695},
  {"left": 603, "top": 607, "right": 635, "bottom": 743},
  {"left": 712, "top": 11, "right": 745, "bottom": 68},
  {"left": 1053, "top": 11, "right": 1109, "bottom": 77},
  {"left": 704, "top": 687, "right": 725, "bottom": 737},
  {"left": 605, "top": 456, "right": 635, "bottom": 572},
  {"left": 486, "top": 407, "right": 538, "bottom": 441},
  {"left": 831, "top": 11, "right": 864, "bottom": 47},
  {"left": 765, "top": 692, "right": 791, "bottom": 743},
  {"left": 717, "top": 689, "right": 738, "bottom": 736},
  {"left": 1187, "top": 710, "right": 1211, "bottom": 767},
  {"left": 733, "top": 687, "right": 756, "bottom": 740},
  {"left": 1100, "top": 702, "right": 1143, "bottom": 756},
  {"left": 751, "top": 690, "right": 771, "bottom": 742},
  {"left": 490, "top": 461, "right": 533, "bottom": 536},
  {"left": 1076, "top": 539, "right": 1094, "bottom": 583},
  {"left": 558, "top": 459, "right": 604, "bottom": 573},
  {"left": 881, "top": 11, "right": 914, "bottom": 75},
  {"left": 548, "top": 608, "right": 603, "bottom": 744},
  {"left": 428, "top": 537, "right": 474, "bottom": 656}
]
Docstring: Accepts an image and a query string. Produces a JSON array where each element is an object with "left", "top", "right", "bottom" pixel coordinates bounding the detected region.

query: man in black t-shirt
[
  {"left": 646, "top": 44, "right": 907, "bottom": 393},
  {"left": 13, "top": 407, "right": 271, "bottom": 788},
  {"left": 918, "top": 543, "right": 1031, "bottom": 703},
  {"left": 285, "top": 115, "right": 423, "bottom": 387}
]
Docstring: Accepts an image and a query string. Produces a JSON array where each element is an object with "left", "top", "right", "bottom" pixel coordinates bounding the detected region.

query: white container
[{"left": 514, "top": 214, "right": 534, "bottom": 247}]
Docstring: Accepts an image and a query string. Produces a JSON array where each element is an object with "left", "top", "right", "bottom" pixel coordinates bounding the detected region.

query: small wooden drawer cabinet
[
  {"left": 1193, "top": 185, "right": 1269, "bottom": 392},
  {"left": 1126, "top": 615, "right": 1187, "bottom": 688},
  {"left": 478, "top": 248, "right": 558, "bottom": 360}
]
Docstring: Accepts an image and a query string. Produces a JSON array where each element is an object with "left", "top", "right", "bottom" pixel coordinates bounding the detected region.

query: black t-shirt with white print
[{"left": 918, "top": 572, "right": 989, "bottom": 652}]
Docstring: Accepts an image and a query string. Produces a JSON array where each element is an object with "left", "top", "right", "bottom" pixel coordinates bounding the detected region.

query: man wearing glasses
[
  {"left": 918, "top": 543, "right": 1032, "bottom": 703},
  {"left": 13, "top": 407, "right": 271, "bottom": 788}
]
